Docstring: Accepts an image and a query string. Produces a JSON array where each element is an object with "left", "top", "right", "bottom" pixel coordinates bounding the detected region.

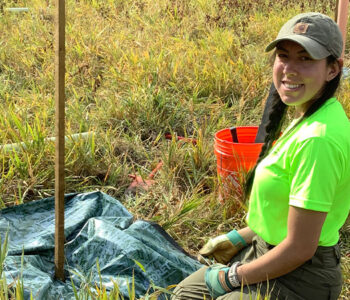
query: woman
[{"left": 171, "top": 12, "right": 350, "bottom": 300}]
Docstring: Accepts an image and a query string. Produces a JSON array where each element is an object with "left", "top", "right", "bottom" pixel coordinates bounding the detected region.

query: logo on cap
[{"left": 293, "top": 22, "right": 309, "bottom": 34}]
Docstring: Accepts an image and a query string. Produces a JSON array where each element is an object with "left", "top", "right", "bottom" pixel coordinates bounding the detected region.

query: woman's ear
[{"left": 326, "top": 59, "right": 343, "bottom": 81}]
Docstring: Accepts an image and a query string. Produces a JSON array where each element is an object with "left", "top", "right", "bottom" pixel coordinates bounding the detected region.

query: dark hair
[{"left": 244, "top": 55, "right": 342, "bottom": 199}]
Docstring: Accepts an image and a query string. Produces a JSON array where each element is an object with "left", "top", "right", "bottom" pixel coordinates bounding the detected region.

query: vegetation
[{"left": 0, "top": 0, "right": 349, "bottom": 298}]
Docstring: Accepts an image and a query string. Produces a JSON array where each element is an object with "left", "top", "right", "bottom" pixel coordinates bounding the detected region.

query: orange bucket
[{"left": 214, "top": 126, "right": 263, "bottom": 201}]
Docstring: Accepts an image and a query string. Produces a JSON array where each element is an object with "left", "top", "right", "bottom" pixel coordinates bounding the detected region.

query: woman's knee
[{"left": 171, "top": 267, "right": 211, "bottom": 300}]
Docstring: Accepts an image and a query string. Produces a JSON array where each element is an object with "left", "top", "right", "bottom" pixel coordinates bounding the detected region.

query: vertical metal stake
[
  {"left": 335, "top": 0, "right": 339, "bottom": 22},
  {"left": 54, "top": 0, "right": 66, "bottom": 281},
  {"left": 336, "top": 0, "right": 349, "bottom": 59}
]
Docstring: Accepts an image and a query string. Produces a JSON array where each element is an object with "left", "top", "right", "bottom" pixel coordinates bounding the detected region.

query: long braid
[
  {"left": 244, "top": 56, "right": 341, "bottom": 200},
  {"left": 244, "top": 90, "right": 287, "bottom": 198}
]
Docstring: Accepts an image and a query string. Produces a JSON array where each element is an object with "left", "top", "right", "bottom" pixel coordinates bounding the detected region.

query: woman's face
[{"left": 273, "top": 40, "right": 338, "bottom": 114}]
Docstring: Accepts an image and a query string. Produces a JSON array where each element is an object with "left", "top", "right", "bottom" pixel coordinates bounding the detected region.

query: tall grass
[{"left": 0, "top": 0, "right": 349, "bottom": 298}]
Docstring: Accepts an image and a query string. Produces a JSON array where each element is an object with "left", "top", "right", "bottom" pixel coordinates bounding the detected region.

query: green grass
[{"left": 0, "top": 0, "right": 349, "bottom": 298}]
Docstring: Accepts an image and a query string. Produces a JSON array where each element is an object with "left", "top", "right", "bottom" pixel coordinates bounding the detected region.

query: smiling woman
[
  {"left": 171, "top": 12, "right": 350, "bottom": 300},
  {"left": 273, "top": 41, "right": 341, "bottom": 115}
]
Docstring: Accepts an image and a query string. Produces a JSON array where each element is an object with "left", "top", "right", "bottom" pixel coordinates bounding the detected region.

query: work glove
[
  {"left": 198, "top": 230, "right": 247, "bottom": 264},
  {"left": 204, "top": 262, "right": 241, "bottom": 298}
]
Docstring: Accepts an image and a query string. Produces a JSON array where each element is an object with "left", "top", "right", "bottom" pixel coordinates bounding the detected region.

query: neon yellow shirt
[{"left": 247, "top": 98, "right": 350, "bottom": 246}]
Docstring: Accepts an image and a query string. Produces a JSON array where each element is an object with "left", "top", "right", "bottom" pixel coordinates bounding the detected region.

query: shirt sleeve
[{"left": 289, "top": 137, "right": 343, "bottom": 212}]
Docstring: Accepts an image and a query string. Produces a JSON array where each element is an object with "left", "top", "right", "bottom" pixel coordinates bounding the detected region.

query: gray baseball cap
[{"left": 265, "top": 12, "right": 343, "bottom": 59}]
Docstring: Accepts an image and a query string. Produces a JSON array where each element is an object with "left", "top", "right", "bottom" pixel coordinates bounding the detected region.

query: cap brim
[{"left": 265, "top": 35, "right": 330, "bottom": 60}]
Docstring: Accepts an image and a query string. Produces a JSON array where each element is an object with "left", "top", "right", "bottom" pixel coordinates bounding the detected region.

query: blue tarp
[{"left": 0, "top": 191, "right": 202, "bottom": 299}]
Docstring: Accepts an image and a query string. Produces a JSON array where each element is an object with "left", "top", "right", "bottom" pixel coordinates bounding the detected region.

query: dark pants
[{"left": 171, "top": 235, "right": 342, "bottom": 300}]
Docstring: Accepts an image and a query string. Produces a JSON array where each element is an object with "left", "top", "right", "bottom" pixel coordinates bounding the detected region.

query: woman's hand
[
  {"left": 198, "top": 227, "right": 256, "bottom": 264},
  {"left": 204, "top": 263, "right": 233, "bottom": 298}
]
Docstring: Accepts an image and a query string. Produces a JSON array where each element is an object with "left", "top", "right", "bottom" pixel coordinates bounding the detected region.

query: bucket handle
[{"left": 230, "top": 127, "right": 239, "bottom": 143}]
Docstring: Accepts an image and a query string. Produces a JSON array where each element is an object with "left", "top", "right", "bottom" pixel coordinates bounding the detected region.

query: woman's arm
[
  {"left": 236, "top": 206, "right": 327, "bottom": 284},
  {"left": 237, "top": 227, "right": 257, "bottom": 245}
]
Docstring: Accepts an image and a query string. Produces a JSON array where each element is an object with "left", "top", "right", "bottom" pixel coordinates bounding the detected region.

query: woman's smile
[
  {"left": 282, "top": 81, "right": 303, "bottom": 91},
  {"left": 282, "top": 82, "right": 303, "bottom": 90}
]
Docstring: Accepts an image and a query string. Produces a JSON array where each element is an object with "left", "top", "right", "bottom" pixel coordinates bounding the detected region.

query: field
[{"left": 0, "top": 0, "right": 349, "bottom": 298}]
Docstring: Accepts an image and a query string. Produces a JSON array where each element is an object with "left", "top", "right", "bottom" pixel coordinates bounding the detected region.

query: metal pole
[
  {"left": 335, "top": 0, "right": 339, "bottom": 23},
  {"left": 54, "top": 0, "right": 65, "bottom": 281},
  {"left": 336, "top": 0, "right": 349, "bottom": 59}
]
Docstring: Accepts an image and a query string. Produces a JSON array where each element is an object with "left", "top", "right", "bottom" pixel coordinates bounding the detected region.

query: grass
[{"left": 0, "top": 0, "right": 349, "bottom": 298}]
